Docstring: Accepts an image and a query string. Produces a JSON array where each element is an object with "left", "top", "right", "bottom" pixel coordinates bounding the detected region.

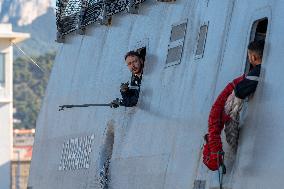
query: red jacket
[{"left": 203, "top": 75, "right": 244, "bottom": 171}]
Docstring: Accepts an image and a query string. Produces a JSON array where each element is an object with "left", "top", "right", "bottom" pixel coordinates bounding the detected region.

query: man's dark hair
[
  {"left": 124, "top": 51, "right": 142, "bottom": 61},
  {"left": 248, "top": 40, "right": 265, "bottom": 58}
]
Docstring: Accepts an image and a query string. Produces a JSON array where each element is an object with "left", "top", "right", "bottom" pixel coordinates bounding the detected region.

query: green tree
[{"left": 13, "top": 52, "right": 56, "bottom": 129}]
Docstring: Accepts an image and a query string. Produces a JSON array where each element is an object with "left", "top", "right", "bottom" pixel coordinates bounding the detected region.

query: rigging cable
[{"left": 11, "top": 41, "right": 45, "bottom": 73}]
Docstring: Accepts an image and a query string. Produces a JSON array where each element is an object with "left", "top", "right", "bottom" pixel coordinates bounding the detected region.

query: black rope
[{"left": 217, "top": 151, "right": 226, "bottom": 189}]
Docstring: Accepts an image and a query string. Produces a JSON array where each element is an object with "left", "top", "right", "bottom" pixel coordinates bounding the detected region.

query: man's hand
[
  {"left": 110, "top": 98, "right": 120, "bottom": 108},
  {"left": 120, "top": 82, "right": 129, "bottom": 92}
]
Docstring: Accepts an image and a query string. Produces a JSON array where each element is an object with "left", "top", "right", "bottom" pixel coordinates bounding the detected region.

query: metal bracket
[
  {"left": 56, "top": 32, "right": 65, "bottom": 43},
  {"left": 127, "top": 0, "right": 139, "bottom": 14}
]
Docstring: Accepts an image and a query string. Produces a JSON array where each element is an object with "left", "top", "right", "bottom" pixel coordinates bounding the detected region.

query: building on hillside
[
  {"left": 12, "top": 129, "right": 35, "bottom": 189},
  {"left": 13, "top": 129, "right": 35, "bottom": 147},
  {"left": 0, "top": 24, "right": 29, "bottom": 189}
]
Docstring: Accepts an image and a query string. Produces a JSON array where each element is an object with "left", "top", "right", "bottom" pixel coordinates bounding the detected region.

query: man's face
[
  {"left": 125, "top": 55, "right": 143, "bottom": 75},
  {"left": 248, "top": 50, "right": 261, "bottom": 66}
]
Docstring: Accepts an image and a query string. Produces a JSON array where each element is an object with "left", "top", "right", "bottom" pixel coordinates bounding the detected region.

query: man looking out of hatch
[
  {"left": 111, "top": 51, "right": 144, "bottom": 108},
  {"left": 203, "top": 40, "right": 264, "bottom": 171},
  {"left": 234, "top": 40, "right": 263, "bottom": 99}
]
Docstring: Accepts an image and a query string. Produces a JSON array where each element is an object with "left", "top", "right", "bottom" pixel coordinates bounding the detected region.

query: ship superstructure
[{"left": 28, "top": 0, "right": 284, "bottom": 188}]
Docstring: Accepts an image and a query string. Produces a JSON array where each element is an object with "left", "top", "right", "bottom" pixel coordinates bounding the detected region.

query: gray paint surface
[{"left": 29, "top": 0, "right": 284, "bottom": 188}]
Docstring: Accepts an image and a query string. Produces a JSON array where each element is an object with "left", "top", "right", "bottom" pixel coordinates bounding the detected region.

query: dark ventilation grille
[
  {"left": 195, "top": 24, "right": 208, "bottom": 59},
  {"left": 166, "top": 45, "right": 183, "bottom": 64},
  {"left": 193, "top": 180, "right": 206, "bottom": 189},
  {"left": 56, "top": 0, "right": 146, "bottom": 42},
  {"left": 165, "top": 20, "right": 188, "bottom": 67},
  {"left": 170, "top": 22, "right": 187, "bottom": 42}
]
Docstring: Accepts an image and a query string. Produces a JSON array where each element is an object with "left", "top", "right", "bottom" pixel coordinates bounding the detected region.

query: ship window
[
  {"left": 195, "top": 23, "right": 208, "bottom": 59},
  {"left": 0, "top": 53, "right": 5, "bottom": 87},
  {"left": 136, "top": 46, "right": 146, "bottom": 62},
  {"left": 130, "top": 38, "right": 148, "bottom": 62},
  {"left": 165, "top": 20, "right": 188, "bottom": 67},
  {"left": 244, "top": 18, "right": 268, "bottom": 74},
  {"left": 253, "top": 19, "right": 268, "bottom": 41}
]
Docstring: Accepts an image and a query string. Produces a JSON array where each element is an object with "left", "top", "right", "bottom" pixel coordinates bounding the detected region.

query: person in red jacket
[{"left": 203, "top": 40, "right": 264, "bottom": 171}]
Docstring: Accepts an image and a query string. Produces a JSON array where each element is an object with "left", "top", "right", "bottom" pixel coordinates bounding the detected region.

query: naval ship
[{"left": 28, "top": 0, "right": 284, "bottom": 188}]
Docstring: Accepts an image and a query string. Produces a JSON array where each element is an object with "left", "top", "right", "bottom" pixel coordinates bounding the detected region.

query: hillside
[
  {"left": 0, "top": 0, "right": 51, "bottom": 26},
  {"left": 13, "top": 8, "right": 58, "bottom": 57},
  {"left": 0, "top": 0, "right": 58, "bottom": 56}
]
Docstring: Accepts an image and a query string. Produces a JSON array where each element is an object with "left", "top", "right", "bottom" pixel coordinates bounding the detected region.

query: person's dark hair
[
  {"left": 248, "top": 40, "right": 265, "bottom": 58},
  {"left": 124, "top": 51, "right": 142, "bottom": 61}
]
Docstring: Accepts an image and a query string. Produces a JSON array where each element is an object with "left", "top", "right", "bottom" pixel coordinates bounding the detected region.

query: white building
[{"left": 0, "top": 24, "right": 29, "bottom": 189}]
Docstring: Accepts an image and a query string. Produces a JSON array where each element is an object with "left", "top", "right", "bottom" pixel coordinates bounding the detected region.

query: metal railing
[{"left": 56, "top": 0, "right": 146, "bottom": 42}]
